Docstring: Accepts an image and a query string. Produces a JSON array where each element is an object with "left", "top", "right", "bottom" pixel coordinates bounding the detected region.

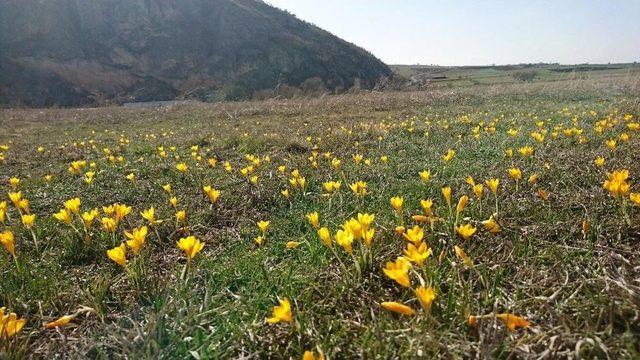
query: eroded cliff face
[{"left": 0, "top": 0, "right": 392, "bottom": 107}]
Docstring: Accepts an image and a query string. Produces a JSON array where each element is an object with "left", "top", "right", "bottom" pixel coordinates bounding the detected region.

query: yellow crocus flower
[
  {"left": 454, "top": 245, "right": 474, "bottom": 268},
  {"left": 114, "top": 204, "right": 131, "bottom": 222},
  {"left": 420, "top": 199, "right": 433, "bottom": 215},
  {"left": 518, "top": 146, "right": 534, "bottom": 157},
  {"left": 286, "top": 241, "right": 301, "bottom": 249},
  {"left": 482, "top": 216, "right": 501, "bottom": 234},
  {"left": 505, "top": 148, "right": 514, "bottom": 157},
  {"left": 415, "top": 286, "right": 436, "bottom": 309},
  {"left": 465, "top": 176, "right": 475, "bottom": 186},
  {"left": 266, "top": 298, "right": 293, "bottom": 324},
  {"left": 390, "top": 196, "right": 404, "bottom": 213},
  {"left": 9, "top": 177, "right": 20, "bottom": 189},
  {"left": 402, "top": 226, "right": 424, "bottom": 244},
  {"left": 64, "top": 198, "right": 81, "bottom": 214},
  {"left": 456, "top": 195, "right": 469, "bottom": 216},
  {"left": 44, "top": 314, "right": 75, "bottom": 329},
  {"left": 419, "top": 170, "right": 431, "bottom": 183},
  {"left": 125, "top": 226, "right": 148, "bottom": 255},
  {"left": 177, "top": 235, "right": 205, "bottom": 261},
  {"left": 362, "top": 228, "right": 375, "bottom": 247},
  {"left": 0, "top": 230, "right": 15, "bottom": 257},
  {"left": 403, "top": 242, "right": 432, "bottom": 267},
  {"left": 140, "top": 207, "right": 158, "bottom": 225},
  {"left": 442, "top": 149, "right": 455, "bottom": 163},
  {"left": 508, "top": 168, "right": 522, "bottom": 181},
  {"left": 349, "top": 181, "right": 368, "bottom": 196},
  {"left": 357, "top": 213, "right": 374, "bottom": 232},
  {"left": 306, "top": 212, "right": 319, "bottom": 229},
  {"left": 603, "top": 169, "right": 630, "bottom": 197},
  {"left": 21, "top": 214, "right": 35, "bottom": 228},
  {"left": 335, "top": 229, "right": 354, "bottom": 254},
  {"left": 486, "top": 179, "right": 499, "bottom": 195},
  {"left": 383, "top": 257, "right": 412, "bottom": 287},
  {"left": 0, "top": 308, "right": 26, "bottom": 339},
  {"left": 317, "top": 227, "right": 332, "bottom": 247},
  {"left": 8, "top": 191, "right": 22, "bottom": 208},
  {"left": 302, "top": 350, "right": 325, "bottom": 360},
  {"left": 342, "top": 218, "right": 362, "bottom": 240},
  {"left": 456, "top": 223, "right": 477, "bottom": 240},
  {"left": 101, "top": 217, "right": 117, "bottom": 233},
  {"left": 175, "top": 162, "right": 188, "bottom": 172},
  {"left": 106, "top": 243, "right": 127, "bottom": 267},
  {"left": 473, "top": 184, "right": 484, "bottom": 199},
  {"left": 53, "top": 208, "right": 72, "bottom": 225},
  {"left": 18, "top": 199, "right": 30, "bottom": 214},
  {"left": 441, "top": 187, "right": 452, "bottom": 208},
  {"left": 82, "top": 209, "right": 99, "bottom": 229},
  {"left": 496, "top": 313, "right": 531, "bottom": 332},
  {"left": 381, "top": 301, "right": 415, "bottom": 316},
  {"left": 257, "top": 220, "right": 270, "bottom": 235}
]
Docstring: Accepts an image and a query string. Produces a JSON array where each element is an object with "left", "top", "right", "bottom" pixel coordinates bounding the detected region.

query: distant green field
[{"left": 390, "top": 63, "right": 640, "bottom": 88}]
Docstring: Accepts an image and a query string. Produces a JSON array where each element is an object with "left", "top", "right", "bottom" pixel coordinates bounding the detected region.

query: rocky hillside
[{"left": 0, "top": 0, "right": 392, "bottom": 107}]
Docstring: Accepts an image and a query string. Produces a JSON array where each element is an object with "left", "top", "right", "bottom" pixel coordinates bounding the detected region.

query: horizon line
[{"left": 387, "top": 61, "right": 640, "bottom": 67}]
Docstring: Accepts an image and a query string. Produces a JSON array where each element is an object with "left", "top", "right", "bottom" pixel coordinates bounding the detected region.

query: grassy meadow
[{"left": 1, "top": 73, "right": 640, "bottom": 358}]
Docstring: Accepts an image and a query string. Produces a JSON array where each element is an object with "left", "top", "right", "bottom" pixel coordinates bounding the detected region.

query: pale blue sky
[{"left": 266, "top": 0, "right": 640, "bottom": 65}]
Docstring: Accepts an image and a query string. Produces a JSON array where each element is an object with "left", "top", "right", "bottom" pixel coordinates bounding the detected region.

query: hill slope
[{"left": 0, "top": 0, "right": 392, "bottom": 107}]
